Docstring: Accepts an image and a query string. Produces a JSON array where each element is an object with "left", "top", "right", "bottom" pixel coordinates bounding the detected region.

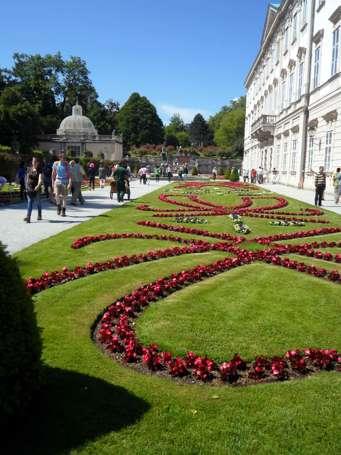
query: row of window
[
  {"left": 255, "top": 130, "right": 334, "bottom": 173},
  {"left": 314, "top": 26, "right": 340, "bottom": 89}
]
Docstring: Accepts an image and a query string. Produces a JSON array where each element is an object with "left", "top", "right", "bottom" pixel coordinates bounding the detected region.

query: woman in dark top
[{"left": 24, "top": 157, "right": 43, "bottom": 223}]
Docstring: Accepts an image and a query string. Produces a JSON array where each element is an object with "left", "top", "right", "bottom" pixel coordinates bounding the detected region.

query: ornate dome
[{"left": 57, "top": 103, "right": 98, "bottom": 137}]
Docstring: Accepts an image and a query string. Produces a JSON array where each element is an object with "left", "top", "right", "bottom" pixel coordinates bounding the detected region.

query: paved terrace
[
  {"left": 0, "top": 180, "right": 168, "bottom": 255},
  {"left": 260, "top": 183, "right": 341, "bottom": 215}
]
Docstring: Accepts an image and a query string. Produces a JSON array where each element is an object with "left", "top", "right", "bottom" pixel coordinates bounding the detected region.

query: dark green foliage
[
  {"left": 210, "top": 97, "right": 246, "bottom": 157},
  {"left": 191, "top": 166, "right": 199, "bottom": 176},
  {"left": 0, "top": 150, "right": 20, "bottom": 180},
  {"left": 230, "top": 167, "right": 240, "bottom": 182},
  {"left": 116, "top": 93, "right": 164, "bottom": 148},
  {"left": 0, "top": 243, "right": 41, "bottom": 421},
  {"left": 189, "top": 113, "right": 213, "bottom": 147},
  {"left": 224, "top": 169, "right": 231, "bottom": 180},
  {"left": 165, "top": 133, "right": 179, "bottom": 147}
]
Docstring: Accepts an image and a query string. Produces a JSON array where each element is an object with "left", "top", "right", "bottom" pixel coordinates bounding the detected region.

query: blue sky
[{"left": 1, "top": 0, "right": 272, "bottom": 123}]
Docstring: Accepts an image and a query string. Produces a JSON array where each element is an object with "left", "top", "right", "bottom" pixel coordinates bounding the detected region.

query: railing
[{"left": 251, "top": 115, "right": 276, "bottom": 133}]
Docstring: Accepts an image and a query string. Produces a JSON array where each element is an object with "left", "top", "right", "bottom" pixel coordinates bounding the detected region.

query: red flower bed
[
  {"left": 94, "top": 258, "right": 341, "bottom": 386},
  {"left": 26, "top": 180, "right": 341, "bottom": 386}
]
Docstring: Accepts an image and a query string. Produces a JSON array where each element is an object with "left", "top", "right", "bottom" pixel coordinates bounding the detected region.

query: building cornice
[{"left": 245, "top": 0, "right": 294, "bottom": 88}]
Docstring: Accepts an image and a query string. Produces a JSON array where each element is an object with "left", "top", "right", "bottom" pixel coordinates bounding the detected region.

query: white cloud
[{"left": 158, "top": 104, "right": 211, "bottom": 124}]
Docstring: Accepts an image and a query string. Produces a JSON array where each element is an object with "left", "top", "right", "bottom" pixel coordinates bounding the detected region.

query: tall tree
[
  {"left": 87, "top": 99, "right": 120, "bottom": 135},
  {"left": 189, "top": 113, "right": 212, "bottom": 147},
  {"left": 214, "top": 108, "right": 245, "bottom": 157},
  {"left": 116, "top": 92, "right": 164, "bottom": 148},
  {"left": 0, "top": 86, "right": 41, "bottom": 152}
]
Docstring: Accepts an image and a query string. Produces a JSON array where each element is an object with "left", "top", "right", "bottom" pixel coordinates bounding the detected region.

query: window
[
  {"left": 324, "top": 131, "right": 333, "bottom": 170},
  {"left": 275, "top": 144, "right": 280, "bottom": 169},
  {"left": 313, "top": 46, "right": 321, "bottom": 89},
  {"left": 284, "top": 27, "right": 289, "bottom": 52},
  {"left": 297, "top": 62, "right": 304, "bottom": 98},
  {"left": 301, "top": 0, "right": 307, "bottom": 26},
  {"left": 276, "top": 39, "right": 281, "bottom": 62},
  {"left": 308, "top": 136, "right": 314, "bottom": 169},
  {"left": 281, "top": 79, "right": 287, "bottom": 109},
  {"left": 292, "top": 13, "right": 298, "bottom": 42},
  {"left": 291, "top": 139, "right": 297, "bottom": 171},
  {"left": 68, "top": 145, "right": 81, "bottom": 157},
  {"left": 283, "top": 142, "right": 288, "bottom": 170},
  {"left": 331, "top": 27, "right": 340, "bottom": 76},
  {"left": 288, "top": 71, "right": 295, "bottom": 103}
]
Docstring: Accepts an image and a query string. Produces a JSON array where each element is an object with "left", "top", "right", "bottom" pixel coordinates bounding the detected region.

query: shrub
[
  {"left": 0, "top": 243, "right": 41, "bottom": 422},
  {"left": 191, "top": 167, "right": 199, "bottom": 176},
  {"left": 218, "top": 167, "right": 225, "bottom": 176},
  {"left": 224, "top": 169, "right": 231, "bottom": 180},
  {"left": 0, "top": 150, "right": 20, "bottom": 181},
  {"left": 230, "top": 168, "right": 240, "bottom": 182}
]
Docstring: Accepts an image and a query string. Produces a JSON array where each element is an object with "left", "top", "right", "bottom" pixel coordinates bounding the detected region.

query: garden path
[
  {"left": 0, "top": 180, "right": 168, "bottom": 254},
  {"left": 260, "top": 183, "right": 341, "bottom": 215}
]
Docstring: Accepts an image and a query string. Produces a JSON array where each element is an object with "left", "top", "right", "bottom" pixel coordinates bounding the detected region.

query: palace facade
[{"left": 243, "top": 0, "right": 341, "bottom": 190}]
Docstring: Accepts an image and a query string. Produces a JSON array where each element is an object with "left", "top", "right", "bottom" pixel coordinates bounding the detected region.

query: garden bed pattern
[{"left": 27, "top": 181, "right": 341, "bottom": 386}]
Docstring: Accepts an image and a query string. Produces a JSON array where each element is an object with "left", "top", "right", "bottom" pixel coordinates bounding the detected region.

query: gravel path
[{"left": 0, "top": 180, "right": 168, "bottom": 254}]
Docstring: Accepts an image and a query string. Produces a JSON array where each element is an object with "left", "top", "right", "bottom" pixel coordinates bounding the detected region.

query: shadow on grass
[{"left": 4, "top": 366, "right": 150, "bottom": 455}]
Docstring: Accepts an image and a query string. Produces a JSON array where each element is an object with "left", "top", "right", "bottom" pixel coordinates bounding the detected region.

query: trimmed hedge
[{"left": 0, "top": 243, "right": 41, "bottom": 421}]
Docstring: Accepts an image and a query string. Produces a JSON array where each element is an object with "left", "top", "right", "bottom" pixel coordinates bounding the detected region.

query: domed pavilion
[{"left": 38, "top": 103, "right": 123, "bottom": 161}]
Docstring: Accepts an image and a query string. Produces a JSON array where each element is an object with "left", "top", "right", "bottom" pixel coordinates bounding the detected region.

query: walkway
[
  {"left": 260, "top": 183, "right": 341, "bottom": 215},
  {"left": 0, "top": 180, "right": 168, "bottom": 254}
]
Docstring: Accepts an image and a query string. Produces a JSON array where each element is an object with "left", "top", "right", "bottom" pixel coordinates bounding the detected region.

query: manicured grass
[
  {"left": 8, "top": 182, "right": 341, "bottom": 454},
  {"left": 136, "top": 263, "right": 341, "bottom": 361}
]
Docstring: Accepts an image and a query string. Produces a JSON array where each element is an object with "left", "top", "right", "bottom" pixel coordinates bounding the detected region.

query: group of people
[
  {"left": 243, "top": 167, "right": 274, "bottom": 184},
  {"left": 18, "top": 153, "right": 135, "bottom": 223},
  {"left": 21, "top": 152, "right": 87, "bottom": 222}
]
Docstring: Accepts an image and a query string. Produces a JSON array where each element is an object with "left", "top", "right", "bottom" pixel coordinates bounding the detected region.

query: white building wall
[{"left": 244, "top": 0, "right": 341, "bottom": 191}]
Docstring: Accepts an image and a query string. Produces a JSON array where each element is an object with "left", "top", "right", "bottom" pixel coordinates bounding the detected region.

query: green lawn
[{"left": 8, "top": 182, "right": 341, "bottom": 455}]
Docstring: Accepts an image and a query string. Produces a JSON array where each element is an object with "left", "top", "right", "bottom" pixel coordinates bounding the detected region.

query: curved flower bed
[
  {"left": 27, "top": 181, "right": 341, "bottom": 386},
  {"left": 95, "top": 255, "right": 341, "bottom": 385}
]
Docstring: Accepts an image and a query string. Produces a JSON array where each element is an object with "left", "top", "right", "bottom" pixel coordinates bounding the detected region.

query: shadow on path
[{"left": 4, "top": 366, "right": 150, "bottom": 455}]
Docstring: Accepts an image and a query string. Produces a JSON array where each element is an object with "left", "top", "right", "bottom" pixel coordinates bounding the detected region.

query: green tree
[
  {"left": 189, "top": 113, "right": 213, "bottom": 147},
  {"left": 176, "top": 130, "right": 190, "bottom": 147},
  {"left": 165, "top": 113, "right": 185, "bottom": 135},
  {"left": 0, "top": 86, "right": 41, "bottom": 152},
  {"left": 214, "top": 108, "right": 245, "bottom": 157},
  {"left": 116, "top": 92, "right": 164, "bottom": 148},
  {"left": 87, "top": 99, "right": 120, "bottom": 134}
]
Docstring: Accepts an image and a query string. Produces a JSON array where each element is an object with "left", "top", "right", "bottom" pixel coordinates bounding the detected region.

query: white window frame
[
  {"left": 313, "top": 46, "right": 321, "bottom": 89},
  {"left": 324, "top": 131, "right": 333, "bottom": 171},
  {"left": 331, "top": 26, "right": 340, "bottom": 76},
  {"left": 297, "top": 61, "right": 304, "bottom": 98},
  {"left": 307, "top": 135, "right": 314, "bottom": 169}
]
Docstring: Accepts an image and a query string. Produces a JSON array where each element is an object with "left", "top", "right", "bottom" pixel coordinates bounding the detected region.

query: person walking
[
  {"left": 257, "top": 167, "right": 264, "bottom": 184},
  {"left": 24, "top": 157, "right": 43, "bottom": 223},
  {"left": 70, "top": 159, "right": 86, "bottom": 205},
  {"left": 212, "top": 167, "right": 217, "bottom": 181},
  {"left": 183, "top": 165, "right": 188, "bottom": 180},
  {"left": 242, "top": 168, "right": 249, "bottom": 183},
  {"left": 166, "top": 165, "right": 172, "bottom": 182},
  {"left": 52, "top": 151, "right": 71, "bottom": 216},
  {"left": 250, "top": 168, "right": 257, "bottom": 184},
  {"left": 332, "top": 167, "right": 341, "bottom": 204},
  {"left": 88, "top": 162, "right": 96, "bottom": 190},
  {"left": 314, "top": 166, "right": 326, "bottom": 206},
  {"left": 114, "top": 161, "right": 128, "bottom": 202},
  {"left": 155, "top": 166, "right": 161, "bottom": 183},
  {"left": 17, "top": 161, "right": 26, "bottom": 201},
  {"left": 98, "top": 162, "right": 106, "bottom": 189}
]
